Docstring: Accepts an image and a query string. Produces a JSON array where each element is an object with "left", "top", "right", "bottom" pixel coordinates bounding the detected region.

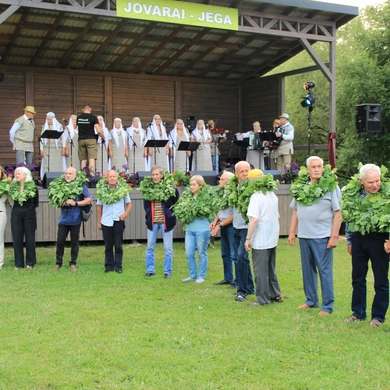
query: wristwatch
[
  {"left": 217, "top": 222, "right": 222, "bottom": 227},
  {"left": 75, "top": 201, "right": 78, "bottom": 207}
]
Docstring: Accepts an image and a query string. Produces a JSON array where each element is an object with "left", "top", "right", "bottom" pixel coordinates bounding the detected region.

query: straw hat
[{"left": 24, "top": 106, "right": 36, "bottom": 114}]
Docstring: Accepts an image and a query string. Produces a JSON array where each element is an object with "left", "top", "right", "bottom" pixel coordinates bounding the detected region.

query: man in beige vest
[
  {"left": 275, "top": 112, "right": 294, "bottom": 174},
  {"left": 9, "top": 106, "right": 37, "bottom": 165}
]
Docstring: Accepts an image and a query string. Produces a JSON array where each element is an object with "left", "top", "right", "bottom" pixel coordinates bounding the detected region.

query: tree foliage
[{"left": 267, "top": 1, "right": 390, "bottom": 178}]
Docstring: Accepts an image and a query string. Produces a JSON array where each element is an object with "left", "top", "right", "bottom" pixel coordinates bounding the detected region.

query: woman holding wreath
[
  {"left": 97, "top": 170, "right": 132, "bottom": 273},
  {"left": 173, "top": 175, "right": 215, "bottom": 284},
  {"left": 9, "top": 166, "right": 39, "bottom": 269}
]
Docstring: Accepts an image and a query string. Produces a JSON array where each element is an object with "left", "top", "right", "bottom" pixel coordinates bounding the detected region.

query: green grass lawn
[{"left": 0, "top": 238, "right": 388, "bottom": 389}]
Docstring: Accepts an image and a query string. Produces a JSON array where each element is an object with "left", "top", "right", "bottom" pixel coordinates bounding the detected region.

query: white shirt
[{"left": 247, "top": 191, "right": 279, "bottom": 249}]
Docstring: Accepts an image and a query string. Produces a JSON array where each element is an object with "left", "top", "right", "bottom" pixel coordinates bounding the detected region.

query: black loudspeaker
[
  {"left": 187, "top": 116, "right": 196, "bottom": 132},
  {"left": 264, "top": 170, "right": 282, "bottom": 181},
  {"left": 356, "top": 104, "right": 381, "bottom": 133},
  {"left": 136, "top": 171, "right": 150, "bottom": 184},
  {"left": 191, "top": 170, "right": 217, "bottom": 185},
  {"left": 42, "top": 172, "right": 63, "bottom": 189}
]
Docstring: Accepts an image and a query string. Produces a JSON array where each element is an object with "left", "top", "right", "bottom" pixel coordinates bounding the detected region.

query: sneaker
[
  {"left": 344, "top": 315, "right": 365, "bottom": 323},
  {"left": 235, "top": 294, "right": 246, "bottom": 302},
  {"left": 370, "top": 319, "right": 382, "bottom": 327},
  {"left": 70, "top": 264, "right": 76, "bottom": 272},
  {"left": 144, "top": 272, "right": 155, "bottom": 277},
  {"left": 195, "top": 277, "right": 205, "bottom": 284},
  {"left": 182, "top": 277, "right": 195, "bottom": 282},
  {"left": 164, "top": 274, "right": 171, "bottom": 279},
  {"left": 271, "top": 296, "right": 283, "bottom": 303}
]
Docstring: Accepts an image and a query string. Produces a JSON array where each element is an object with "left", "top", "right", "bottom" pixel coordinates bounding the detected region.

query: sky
[{"left": 312, "top": 0, "right": 386, "bottom": 8}]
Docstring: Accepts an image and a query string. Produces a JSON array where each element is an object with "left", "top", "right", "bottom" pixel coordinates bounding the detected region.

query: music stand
[
  {"left": 39, "top": 130, "right": 64, "bottom": 174},
  {"left": 178, "top": 141, "right": 200, "bottom": 173},
  {"left": 145, "top": 139, "right": 168, "bottom": 166},
  {"left": 259, "top": 132, "right": 278, "bottom": 143}
]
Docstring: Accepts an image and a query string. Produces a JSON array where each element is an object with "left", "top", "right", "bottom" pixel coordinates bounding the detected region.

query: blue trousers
[
  {"left": 220, "top": 223, "right": 237, "bottom": 283},
  {"left": 350, "top": 232, "right": 389, "bottom": 322},
  {"left": 299, "top": 238, "right": 334, "bottom": 313},
  {"left": 185, "top": 230, "right": 210, "bottom": 279},
  {"left": 234, "top": 228, "right": 254, "bottom": 296},
  {"left": 145, "top": 224, "right": 173, "bottom": 275}
]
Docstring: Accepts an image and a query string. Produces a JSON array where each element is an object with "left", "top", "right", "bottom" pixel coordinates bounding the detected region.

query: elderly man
[
  {"left": 288, "top": 156, "right": 341, "bottom": 316},
  {"left": 343, "top": 164, "right": 389, "bottom": 326},
  {"left": 142, "top": 165, "right": 179, "bottom": 279},
  {"left": 97, "top": 170, "right": 132, "bottom": 274},
  {"left": 9, "top": 106, "right": 37, "bottom": 165},
  {"left": 77, "top": 104, "right": 103, "bottom": 173},
  {"left": 275, "top": 113, "right": 294, "bottom": 174},
  {"left": 244, "top": 169, "right": 282, "bottom": 306},
  {"left": 210, "top": 170, "right": 237, "bottom": 288},
  {"left": 228, "top": 161, "right": 255, "bottom": 302},
  {"left": 51, "top": 167, "right": 91, "bottom": 272}
]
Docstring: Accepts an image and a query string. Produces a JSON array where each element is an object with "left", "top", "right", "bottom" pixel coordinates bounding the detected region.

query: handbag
[{"left": 81, "top": 203, "right": 93, "bottom": 222}]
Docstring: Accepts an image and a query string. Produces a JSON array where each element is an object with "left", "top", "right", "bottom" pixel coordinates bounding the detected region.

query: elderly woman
[
  {"left": 176, "top": 175, "right": 213, "bottom": 284},
  {"left": 190, "top": 119, "right": 213, "bottom": 171},
  {"left": 0, "top": 166, "right": 9, "bottom": 269},
  {"left": 169, "top": 119, "right": 191, "bottom": 172},
  {"left": 146, "top": 114, "right": 169, "bottom": 171},
  {"left": 96, "top": 116, "right": 111, "bottom": 174},
  {"left": 127, "top": 117, "right": 148, "bottom": 173},
  {"left": 109, "top": 118, "right": 129, "bottom": 172},
  {"left": 39, "top": 112, "right": 67, "bottom": 178},
  {"left": 10, "top": 166, "right": 39, "bottom": 269},
  {"left": 65, "top": 114, "right": 80, "bottom": 169}
]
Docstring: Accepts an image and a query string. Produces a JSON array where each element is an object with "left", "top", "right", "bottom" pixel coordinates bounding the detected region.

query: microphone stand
[
  {"left": 168, "top": 132, "right": 176, "bottom": 173},
  {"left": 127, "top": 129, "right": 138, "bottom": 175}
]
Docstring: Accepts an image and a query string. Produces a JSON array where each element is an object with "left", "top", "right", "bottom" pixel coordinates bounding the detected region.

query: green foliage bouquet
[
  {"left": 172, "top": 185, "right": 215, "bottom": 225},
  {"left": 341, "top": 164, "right": 390, "bottom": 234},
  {"left": 290, "top": 164, "right": 338, "bottom": 206},
  {"left": 48, "top": 171, "right": 89, "bottom": 207},
  {"left": 139, "top": 171, "right": 176, "bottom": 202}
]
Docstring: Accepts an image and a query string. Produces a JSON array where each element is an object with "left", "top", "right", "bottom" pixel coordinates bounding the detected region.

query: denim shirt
[{"left": 59, "top": 184, "right": 90, "bottom": 226}]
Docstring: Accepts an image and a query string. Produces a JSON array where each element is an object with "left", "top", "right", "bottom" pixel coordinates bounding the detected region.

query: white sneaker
[
  {"left": 182, "top": 277, "right": 195, "bottom": 282},
  {"left": 195, "top": 277, "right": 205, "bottom": 284}
]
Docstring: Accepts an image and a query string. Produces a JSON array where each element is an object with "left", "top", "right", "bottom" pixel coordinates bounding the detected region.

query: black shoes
[
  {"left": 214, "top": 279, "right": 233, "bottom": 286},
  {"left": 116, "top": 269, "right": 123, "bottom": 274},
  {"left": 145, "top": 272, "right": 155, "bottom": 277},
  {"left": 105, "top": 269, "right": 114, "bottom": 273},
  {"left": 235, "top": 294, "right": 246, "bottom": 302},
  {"left": 228, "top": 283, "right": 239, "bottom": 289},
  {"left": 271, "top": 296, "right": 283, "bottom": 303},
  {"left": 164, "top": 274, "right": 171, "bottom": 279}
]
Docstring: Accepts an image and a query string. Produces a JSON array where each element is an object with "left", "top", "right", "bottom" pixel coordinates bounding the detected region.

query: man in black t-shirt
[{"left": 77, "top": 104, "right": 103, "bottom": 173}]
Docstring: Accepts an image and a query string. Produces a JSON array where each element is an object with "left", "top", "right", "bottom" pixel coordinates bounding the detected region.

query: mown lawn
[{"left": 0, "top": 238, "right": 388, "bottom": 389}]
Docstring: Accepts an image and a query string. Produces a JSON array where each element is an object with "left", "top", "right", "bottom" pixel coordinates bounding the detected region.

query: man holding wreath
[
  {"left": 139, "top": 166, "right": 179, "bottom": 279},
  {"left": 48, "top": 167, "right": 91, "bottom": 272}
]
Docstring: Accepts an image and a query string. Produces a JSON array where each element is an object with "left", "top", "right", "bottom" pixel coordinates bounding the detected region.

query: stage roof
[{"left": 0, "top": 0, "right": 358, "bottom": 81}]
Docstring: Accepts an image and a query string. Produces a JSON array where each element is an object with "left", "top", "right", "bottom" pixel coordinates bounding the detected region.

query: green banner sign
[{"left": 117, "top": 0, "right": 238, "bottom": 31}]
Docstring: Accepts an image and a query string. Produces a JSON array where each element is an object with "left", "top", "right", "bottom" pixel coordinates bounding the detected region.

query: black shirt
[{"left": 77, "top": 113, "right": 99, "bottom": 140}]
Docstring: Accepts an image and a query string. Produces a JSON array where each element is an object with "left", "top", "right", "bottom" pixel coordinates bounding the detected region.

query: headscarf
[
  {"left": 127, "top": 117, "right": 146, "bottom": 150},
  {"left": 41, "top": 112, "right": 63, "bottom": 148},
  {"left": 67, "top": 115, "right": 78, "bottom": 141},
  {"left": 169, "top": 119, "right": 190, "bottom": 161},
  {"left": 97, "top": 116, "right": 111, "bottom": 147},
  {"left": 148, "top": 114, "right": 167, "bottom": 140},
  {"left": 110, "top": 118, "right": 127, "bottom": 149}
]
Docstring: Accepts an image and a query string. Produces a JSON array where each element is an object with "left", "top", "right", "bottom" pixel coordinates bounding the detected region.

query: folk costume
[
  {"left": 127, "top": 117, "right": 149, "bottom": 173},
  {"left": 169, "top": 119, "right": 191, "bottom": 172},
  {"left": 97, "top": 116, "right": 111, "bottom": 174},
  {"left": 109, "top": 118, "right": 129, "bottom": 172},
  {"left": 190, "top": 120, "right": 213, "bottom": 171},
  {"left": 146, "top": 115, "right": 169, "bottom": 171}
]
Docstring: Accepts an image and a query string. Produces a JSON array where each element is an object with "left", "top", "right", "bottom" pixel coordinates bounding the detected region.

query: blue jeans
[
  {"left": 146, "top": 224, "right": 173, "bottom": 275},
  {"left": 212, "top": 155, "right": 218, "bottom": 174},
  {"left": 299, "top": 238, "right": 334, "bottom": 313},
  {"left": 234, "top": 228, "right": 254, "bottom": 295},
  {"left": 350, "top": 232, "right": 389, "bottom": 322},
  {"left": 185, "top": 230, "right": 210, "bottom": 279},
  {"left": 220, "top": 224, "right": 236, "bottom": 283}
]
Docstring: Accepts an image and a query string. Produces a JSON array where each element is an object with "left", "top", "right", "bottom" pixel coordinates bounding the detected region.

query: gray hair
[
  {"left": 15, "top": 166, "right": 33, "bottom": 182},
  {"left": 360, "top": 163, "right": 380, "bottom": 180},
  {"left": 221, "top": 171, "right": 234, "bottom": 180},
  {"left": 150, "top": 165, "right": 163, "bottom": 175},
  {"left": 306, "top": 156, "right": 323, "bottom": 167}
]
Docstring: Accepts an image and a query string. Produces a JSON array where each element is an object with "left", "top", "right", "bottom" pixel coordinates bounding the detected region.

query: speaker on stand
[{"left": 42, "top": 172, "right": 63, "bottom": 189}]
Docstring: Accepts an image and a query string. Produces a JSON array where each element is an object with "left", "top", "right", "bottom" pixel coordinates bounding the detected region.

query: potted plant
[{"left": 281, "top": 161, "right": 299, "bottom": 184}]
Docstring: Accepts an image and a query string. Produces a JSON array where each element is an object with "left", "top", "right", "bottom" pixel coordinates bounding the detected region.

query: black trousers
[
  {"left": 56, "top": 223, "right": 81, "bottom": 266},
  {"left": 11, "top": 206, "right": 37, "bottom": 268},
  {"left": 102, "top": 221, "right": 125, "bottom": 271}
]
